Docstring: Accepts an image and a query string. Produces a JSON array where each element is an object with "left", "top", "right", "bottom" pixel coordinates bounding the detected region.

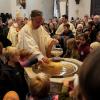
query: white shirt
[{"left": 17, "top": 22, "right": 53, "bottom": 60}]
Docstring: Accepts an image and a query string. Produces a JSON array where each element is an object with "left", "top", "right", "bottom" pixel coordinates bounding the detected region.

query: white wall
[
  {"left": 27, "top": 0, "right": 54, "bottom": 21},
  {"left": 0, "top": 0, "right": 11, "bottom": 13},
  {"left": 0, "top": 0, "right": 54, "bottom": 21},
  {"left": 0, "top": 0, "right": 91, "bottom": 21},
  {"left": 68, "top": 0, "right": 77, "bottom": 20},
  {"left": 68, "top": 0, "right": 91, "bottom": 20},
  {"left": 79, "top": 0, "right": 91, "bottom": 18},
  {"left": 10, "top": 0, "right": 16, "bottom": 18},
  {"left": 10, "top": 0, "right": 54, "bottom": 21},
  {"left": 60, "top": 0, "right": 67, "bottom": 16}
]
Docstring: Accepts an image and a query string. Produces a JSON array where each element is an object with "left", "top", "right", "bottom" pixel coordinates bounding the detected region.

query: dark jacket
[
  {"left": 90, "top": 22, "right": 100, "bottom": 43},
  {"left": 0, "top": 62, "right": 29, "bottom": 100},
  {"left": 61, "top": 30, "right": 74, "bottom": 38}
]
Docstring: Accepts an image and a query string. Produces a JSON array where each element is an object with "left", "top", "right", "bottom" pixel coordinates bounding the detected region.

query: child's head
[
  {"left": 79, "top": 34, "right": 88, "bottom": 45},
  {"left": 3, "top": 91, "right": 19, "bottom": 100},
  {"left": 30, "top": 72, "right": 50, "bottom": 98},
  {"left": 90, "top": 42, "right": 100, "bottom": 53},
  {"left": 77, "top": 24, "right": 83, "bottom": 32},
  {"left": 3, "top": 46, "right": 19, "bottom": 63},
  {"left": 63, "top": 23, "right": 70, "bottom": 32}
]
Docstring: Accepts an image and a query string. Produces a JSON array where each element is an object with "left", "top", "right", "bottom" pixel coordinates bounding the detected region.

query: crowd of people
[{"left": 0, "top": 9, "right": 100, "bottom": 100}]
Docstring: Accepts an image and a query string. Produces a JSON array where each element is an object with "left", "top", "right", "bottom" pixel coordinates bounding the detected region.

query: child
[
  {"left": 76, "top": 24, "right": 83, "bottom": 36},
  {"left": 60, "top": 24, "right": 74, "bottom": 56},
  {"left": 29, "top": 72, "right": 51, "bottom": 100},
  {"left": 90, "top": 42, "right": 100, "bottom": 53},
  {"left": 3, "top": 91, "right": 19, "bottom": 100},
  {"left": 77, "top": 34, "right": 90, "bottom": 61},
  {"left": 1, "top": 46, "right": 29, "bottom": 100}
]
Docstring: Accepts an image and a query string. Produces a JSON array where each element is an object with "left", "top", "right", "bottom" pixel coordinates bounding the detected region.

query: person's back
[
  {"left": 79, "top": 48, "right": 100, "bottom": 100},
  {"left": 90, "top": 15, "right": 100, "bottom": 43},
  {"left": 0, "top": 61, "right": 29, "bottom": 100}
]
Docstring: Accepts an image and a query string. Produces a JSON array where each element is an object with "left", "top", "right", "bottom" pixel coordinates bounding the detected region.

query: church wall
[
  {"left": 10, "top": 0, "right": 54, "bottom": 21},
  {"left": 68, "top": 0, "right": 91, "bottom": 20},
  {"left": 79, "top": 0, "right": 91, "bottom": 18},
  {"left": 0, "top": 0, "right": 91, "bottom": 21},
  {"left": 60, "top": 0, "right": 67, "bottom": 16},
  {"left": 0, "top": 0, "right": 11, "bottom": 13},
  {"left": 0, "top": 0, "right": 53, "bottom": 21},
  {"left": 68, "top": 0, "right": 77, "bottom": 20},
  {"left": 29, "top": 0, "right": 54, "bottom": 21}
]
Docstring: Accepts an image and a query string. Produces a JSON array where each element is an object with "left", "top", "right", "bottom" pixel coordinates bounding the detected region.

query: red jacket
[{"left": 78, "top": 43, "right": 90, "bottom": 61}]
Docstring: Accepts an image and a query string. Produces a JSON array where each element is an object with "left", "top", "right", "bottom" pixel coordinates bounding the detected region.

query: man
[
  {"left": 90, "top": 15, "right": 100, "bottom": 43},
  {"left": 7, "top": 17, "right": 24, "bottom": 47},
  {"left": 56, "top": 15, "right": 76, "bottom": 35},
  {"left": 17, "top": 10, "right": 58, "bottom": 63}
]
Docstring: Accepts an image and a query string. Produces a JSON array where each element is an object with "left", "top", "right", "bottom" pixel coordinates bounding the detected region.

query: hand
[
  {"left": 39, "top": 56, "right": 50, "bottom": 64},
  {"left": 54, "top": 35, "right": 60, "bottom": 40},
  {"left": 42, "top": 56, "right": 50, "bottom": 64},
  {"left": 52, "top": 39, "right": 59, "bottom": 45}
]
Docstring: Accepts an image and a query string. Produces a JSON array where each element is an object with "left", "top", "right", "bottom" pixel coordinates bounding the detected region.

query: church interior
[{"left": 0, "top": 0, "right": 100, "bottom": 100}]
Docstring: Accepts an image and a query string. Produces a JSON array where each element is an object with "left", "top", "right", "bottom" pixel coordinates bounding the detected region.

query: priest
[{"left": 17, "top": 10, "right": 58, "bottom": 63}]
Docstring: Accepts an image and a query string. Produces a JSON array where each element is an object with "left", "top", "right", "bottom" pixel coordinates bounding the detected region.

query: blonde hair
[
  {"left": 3, "top": 46, "right": 19, "bottom": 61},
  {"left": 77, "top": 24, "right": 83, "bottom": 29},
  {"left": 30, "top": 72, "right": 50, "bottom": 98},
  {"left": 90, "top": 42, "right": 100, "bottom": 52}
]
